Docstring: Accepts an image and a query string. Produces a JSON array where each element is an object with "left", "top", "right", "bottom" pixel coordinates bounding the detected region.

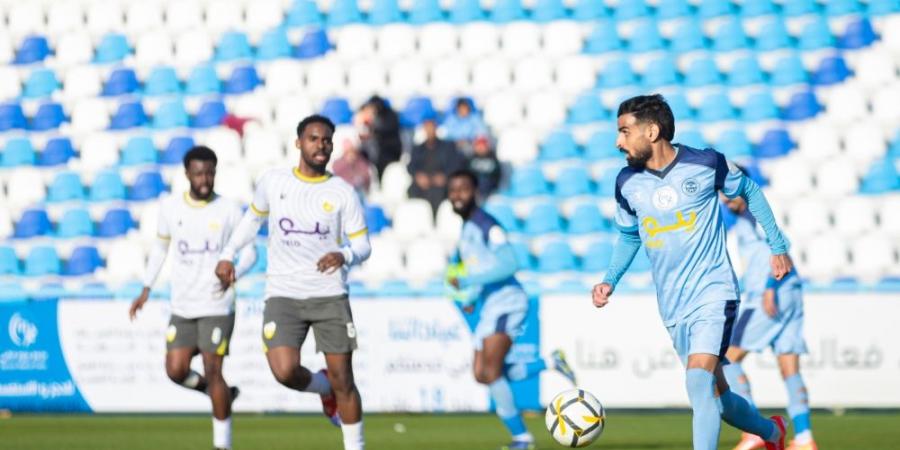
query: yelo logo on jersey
[
  {"left": 322, "top": 201, "right": 334, "bottom": 212},
  {"left": 643, "top": 211, "right": 697, "bottom": 249}
]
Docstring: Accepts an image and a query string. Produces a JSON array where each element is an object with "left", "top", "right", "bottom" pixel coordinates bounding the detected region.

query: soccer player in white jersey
[
  {"left": 130, "top": 146, "right": 257, "bottom": 450},
  {"left": 215, "top": 114, "right": 371, "bottom": 450}
]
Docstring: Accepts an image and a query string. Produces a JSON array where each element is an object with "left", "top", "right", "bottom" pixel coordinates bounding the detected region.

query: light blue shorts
[
  {"left": 666, "top": 300, "right": 738, "bottom": 366},
  {"left": 731, "top": 284, "right": 807, "bottom": 355},
  {"left": 472, "top": 287, "right": 528, "bottom": 351}
]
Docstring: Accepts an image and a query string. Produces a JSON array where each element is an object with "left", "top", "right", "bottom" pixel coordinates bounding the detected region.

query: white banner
[
  {"left": 58, "top": 299, "right": 487, "bottom": 413},
  {"left": 540, "top": 294, "right": 900, "bottom": 408}
]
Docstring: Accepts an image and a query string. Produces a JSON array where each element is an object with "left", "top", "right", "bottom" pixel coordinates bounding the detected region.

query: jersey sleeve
[
  {"left": 342, "top": 189, "right": 368, "bottom": 239},
  {"left": 156, "top": 201, "right": 171, "bottom": 240},
  {"left": 715, "top": 152, "right": 744, "bottom": 198},
  {"left": 249, "top": 174, "right": 270, "bottom": 217},
  {"left": 614, "top": 178, "right": 638, "bottom": 232}
]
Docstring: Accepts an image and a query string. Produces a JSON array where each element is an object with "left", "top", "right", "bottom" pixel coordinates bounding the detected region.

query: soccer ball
[{"left": 545, "top": 388, "right": 605, "bottom": 447}]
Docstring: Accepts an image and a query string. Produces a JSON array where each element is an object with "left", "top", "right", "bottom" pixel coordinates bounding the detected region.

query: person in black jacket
[
  {"left": 407, "top": 118, "right": 465, "bottom": 215},
  {"left": 357, "top": 96, "right": 402, "bottom": 181}
]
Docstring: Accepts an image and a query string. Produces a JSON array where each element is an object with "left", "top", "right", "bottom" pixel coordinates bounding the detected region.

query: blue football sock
[
  {"left": 720, "top": 389, "right": 777, "bottom": 441},
  {"left": 685, "top": 368, "right": 722, "bottom": 450},
  {"left": 785, "top": 374, "right": 812, "bottom": 438},
  {"left": 489, "top": 377, "right": 528, "bottom": 437},
  {"left": 722, "top": 362, "right": 754, "bottom": 406},
  {"left": 505, "top": 360, "right": 547, "bottom": 382}
]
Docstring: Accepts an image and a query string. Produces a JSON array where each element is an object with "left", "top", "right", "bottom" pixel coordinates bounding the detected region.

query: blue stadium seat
[
  {"left": 371, "top": 0, "right": 403, "bottom": 24},
  {"left": 449, "top": 0, "right": 484, "bottom": 22},
  {"left": 2, "top": 137, "right": 36, "bottom": 167},
  {"left": 629, "top": 20, "right": 664, "bottom": 53},
  {"left": 771, "top": 54, "right": 808, "bottom": 86},
  {"left": 665, "top": 91, "right": 694, "bottom": 121},
  {"left": 89, "top": 170, "right": 126, "bottom": 202},
  {"left": 613, "top": 0, "right": 650, "bottom": 21},
  {"left": 597, "top": 59, "right": 637, "bottom": 89},
  {"left": 867, "top": 0, "right": 900, "bottom": 15},
  {"left": 286, "top": 0, "right": 324, "bottom": 27},
  {"left": 490, "top": 0, "right": 526, "bottom": 23},
  {"left": 0, "top": 246, "right": 19, "bottom": 275},
  {"left": 783, "top": 91, "right": 820, "bottom": 121},
  {"left": 584, "top": 20, "right": 622, "bottom": 54},
  {"left": 675, "top": 129, "right": 709, "bottom": 149},
  {"left": 484, "top": 203, "right": 519, "bottom": 232},
  {"left": 584, "top": 129, "right": 618, "bottom": 161},
  {"left": 15, "top": 209, "right": 52, "bottom": 238},
  {"left": 57, "top": 208, "right": 94, "bottom": 238},
  {"left": 365, "top": 205, "right": 390, "bottom": 234},
  {"left": 144, "top": 66, "right": 181, "bottom": 96},
  {"left": 95, "top": 33, "right": 130, "bottom": 63},
  {"left": 121, "top": 136, "right": 158, "bottom": 166},
  {"left": 193, "top": 99, "right": 227, "bottom": 128},
  {"left": 508, "top": 165, "right": 549, "bottom": 197},
  {"left": 670, "top": 20, "right": 706, "bottom": 53},
  {"left": 185, "top": 64, "right": 221, "bottom": 95},
  {"left": 103, "top": 68, "right": 139, "bottom": 96},
  {"left": 327, "top": 0, "right": 363, "bottom": 26},
  {"left": 257, "top": 29, "right": 292, "bottom": 60},
  {"left": 582, "top": 240, "right": 614, "bottom": 273},
  {"left": 554, "top": 166, "right": 592, "bottom": 197},
  {"left": 23, "top": 68, "right": 60, "bottom": 98},
  {"left": 294, "top": 28, "right": 331, "bottom": 59},
  {"left": 509, "top": 241, "right": 533, "bottom": 271},
  {"left": 216, "top": 31, "right": 253, "bottom": 61},
  {"left": 24, "top": 246, "right": 60, "bottom": 276},
  {"left": 224, "top": 66, "right": 260, "bottom": 94},
  {"left": 110, "top": 101, "right": 149, "bottom": 129},
  {"left": 533, "top": 0, "right": 567, "bottom": 22},
  {"left": 756, "top": 18, "right": 791, "bottom": 52},
  {"left": 97, "top": 209, "right": 135, "bottom": 237},
  {"left": 783, "top": 0, "right": 819, "bottom": 16},
  {"left": 15, "top": 35, "right": 50, "bottom": 64},
  {"left": 860, "top": 158, "right": 900, "bottom": 193},
  {"left": 813, "top": 56, "right": 850, "bottom": 86},
  {"left": 129, "top": 171, "right": 166, "bottom": 200},
  {"left": 643, "top": 57, "right": 679, "bottom": 89},
  {"left": 728, "top": 57, "right": 764, "bottom": 87},
  {"left": 524, "top": 203, "right": 563, "bottom": 235},
  {"left": 321, "top": 97, "right": 353, "bottom": 125},
  {"left": 153, "top": 99, "right": 189, "bottom": 129},
  {"left": 741, "top": 91, "right": 779, "bottom": 121},
  {"left": 540, "top": 131, "right": 579, "bottom": 161},
  {"left": 573, "top": 0, "right": 606, "bottom": 20},
  {"left": 596, "top": 172, "right": 616, "bottom": 198},
  {"left": 754, "top": 129, "right": 793, "bottom": 158},
  {"left": 713, "top": 19, "right": 749, "bottom": 52},
  {"left": 840, "top": 18, "right": 876, "bottom": 49},
  {"left": 741, "top": 164, "right": 768, "bottom": 187},
  {"left": 31, "top": 102, "right": 65, "bottom": 130},
  {"left": 47, "top": 172, "right": 85, "bottom": 203},
  {"left": 568, "top": 203, "right": 609, "bottom": 234},
  {"left": 40, "top": 137, "right": 74, "bottom": 166},
  {"left": 656, "top": 0, "right": 690, "bottom": 20},
  {"left": 0, "top": 102, "right": 27, "bottom": 131},
  {"left": 715, "top": 129, "right": 752, "bottom": 159},
  {"left": 65, "top": 246, "right": 102, "bottom": 276},
  {"left": 161, "top": 136, "right": 195, "bottom": 164},
  {"left": 826, "top": 0, "right": 863, "bottom": 16},
  {"left": 568, "top": 94, "right": 608, "bottom": 124},
  {"left": 538, "top": 241, "right": 577, "bottom": 273},
  {"left": 699, "top": 0, "right": 733, "bottom": 19},
  {"left": 685, "top": 57, "right": 722, "bottom": 87},
  {"left": 798, "top": 18, "right": 834, "bottom": 51},
  {"left": 401, "top": 97, "right": 437, "bottom": 127},
  {"left": 740, "top": 0, "right": 776, "bottom": 17},
  {"left": 698, "top": 92, "right": 735, "bottom": 122}
]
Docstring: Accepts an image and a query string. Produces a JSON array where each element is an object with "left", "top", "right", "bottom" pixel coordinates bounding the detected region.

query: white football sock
[
  {"left": 181, "top": 370, "right": 202, "bottom": 389},
  {"left": 513, "top": 431, "right": 535, "bottom": 442},
  {"left": 303, "top": 370, "right": 331, "bottom": 395},
  {"left": 341, "top": 420, "right": 364, "bottom": 450},
  {"left": 213, "top": 417, "right": 231, "bottom": 449},
  {"left": 794, "top": 430, "right": 812, "bottom": 444}
]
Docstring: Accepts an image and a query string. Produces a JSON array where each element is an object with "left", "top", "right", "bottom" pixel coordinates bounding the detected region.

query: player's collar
[
  {"left": 645, "top": 144, "right": 682, "bottom": 179},
  {"left": 293, "top": 167, "right": 331, "bottom": 183},
  {"left": 183, "top": 191, "right": 215, "bottom": 208}
]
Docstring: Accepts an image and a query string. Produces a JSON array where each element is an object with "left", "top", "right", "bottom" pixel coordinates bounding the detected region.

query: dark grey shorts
[
  {"left": 262, "top": 296, "right": 358, "bottom": 354},
  {"left": 166, "top": 314, "right": 235, "bottom": 356}
]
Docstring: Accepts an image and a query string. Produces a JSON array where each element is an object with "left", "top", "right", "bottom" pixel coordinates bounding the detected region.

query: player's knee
[
  {"left": 329, "top": 368, "right": 355, "bottom": 395},
  {"left": 480, "top": 365, "right": 503, "bottom": 384},
  {"left": 165, "top": 362, "right": 190, "bottom": 383},
  {"left": 202, "top": 359, "right": 223, "bottom": 381},
  {"left": 269, "top": 363, "right": 296, "bottom": 387}
]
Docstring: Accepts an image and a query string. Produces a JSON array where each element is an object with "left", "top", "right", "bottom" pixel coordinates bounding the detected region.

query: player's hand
[
  {"left": 592, "top": 283, "right": 613, "bottom": 308},
  {"left": 129, "top": 288, "right": 150, "bottom": 321},
  {"left": 770, "top": 254, "right": 793, "bottom": 281},
  {"left": 215, "top": 260, "right": 236, "bottom": 291},
  {"left": 762, "top": 288, "right": 778, "bottom": 318},
  {"left": 447, "top": 277, "right": 460, "bottom": 290},
  {"left": 317, "top": 252, "right": 345, "bottom": 274}
]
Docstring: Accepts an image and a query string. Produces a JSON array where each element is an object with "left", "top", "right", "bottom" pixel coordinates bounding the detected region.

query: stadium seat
[
  {"left": 31, "top": 102, "right": 65, "bottom": 131},
  {"left": 614, "top": 0, "right": 650, "bottom": 22},
  {"left": 365, "top": 205, "right": 390, "bottom": 235},
  {"left": 7, "top": 4, "right": 42, "bottom": 39},
  {"left": 185, "top": 65, "right": 222, "bottom": 96},
  {"left": 47, "top": 2, "right": 83, "bottom": 37},
  {"left": 161, "top": 136, "right": 195, "bottom": 165},
  {"left": 787, "top": 198, "right": 830, "bottom": 235},
  {"left": 24, "top": 246, "right": 61, "bottom": 277},
  {"left": 813, "top": 56, "right": 851, "bottom": 86},
  {"left": 581, "top": 240, "right": 614, "bottom": 273},
  {"left": 538, "top": 241, "right": 578, "bottom": 273},
  {"left": 556, "top": 56, "right": 598, "bottom": 96},
  {"left": 675, "top": 129, "right": 709, "bottom": 149},
  {"left": 321, "top": 98, "right": 353, "bottom": 125},
  {"left": 507, "top": 241, "right": 533, "bottom": 271},
  {"left": 501, "top": 22, "right": 541, "bottom": 59},
  {"left": 540, "top": 131, "right": 579, "bottom": 161},
  {"left": 356, "top": 237, "right": 403, "bottom": 282},
  {"left": 87, "top": 2, "right": 124, "bottom": 37},
  {"left": 879, "top": 196, "right": 900, "bottom": 235},
  {"left": 401, "top": 97, "right": 437, "bottom": 127},
  {"left": 524, "top": 203, "right": 563, "bottom": 235},
  {"left": 405, "top": 240, "right": 446, "bottom": 282},
  {"left": 391, "top": 199, "right": 434, "bottom": 241},
  {"left": 55, "top": 32, "right": 93, "bottom": 66},
  {"left": 716, "top": 129, "right": 752, "bottom": 159},
  {"left": 419, "top": 24, "right": 457, "bottom": 60},
  {"left": 801, "top": 234, "right": 848, "bottom": 281},
  {"left": 643, "top": 57, "right": 679, "bottom": 89},
  {"left": 15, "top": 209, "right": 52, "bottom": 238},
  {"left": 7, "top": 168, "right": 45, "bottom": 210},
  {"left": 40, "top": 137, "right": 75, "bottom": 166},
  {"left": 0, "top": 246, "right": 19, "bottom": 275},
  {"left": 699, "top": 0, "right": 733, "bottom": 19},
  {"left": 62, "top": 66, "right": 102, "bottom": 100},
  {"left": 685, "top": 57, "right": 722, "bottom": 87},
  {"left": 472, "top": 59, "right": 511, "bottom": 95},
  {"left": 569, "top": 94, "right": 608, "bottom": 125},
  {"left": 388, "top": 60, "right": 427, "bottom": 97},
  {"left": 572, "top": 0, "right": 606, "bottom": 20},
  {"left": 755, "top": 129, "right": 793, "bottom": 159},
  {"left": 483, "top": 202, "right": 519, "bottom": 233},
  {"left": 698, "top": 92, "right": 736, "bottom": 122},
  {"left": 125, "top": 2, "right": 163, "bottom": 37},
  {"left": 403, "top": 0, "right": 437, "bottom": 24},
  {"left": 840, "top": 18, "right": 876, "bottom": 49},
  {"left": 741, "top": 91, "right": 779, "bottom": 122},
  {"left": 327, "top": 0, "right": 363, "bottom": 26},
  {"left": 814, "top": 158, "right": 859, "bottom": 196},
  {"left": 295, "top": 28, "right": 331, "bottom": 59},
  {"left": 670, "top": 20, "right": 706, "bottom": 53},
  {"left": 513, "top": 57, "right": 553, "bottom": 92},
  {"left": 568, "top": 203, "right": 609, "bottom": 234},
  {"left": 860, "top": 158, "right": 900, "bottom": 193},
  {"left": 224, "top": 66, "right": 261, "bottom": 94},
  {"left": 0, "top": 67, "right": 21, "bottom": 100},
  {"left": 94, "top": 33, "right": 130, "bottom": 63},
  {"left": 244, "top": 0, "right": 282, "bottom": 33},
  {"left": 120, "top": 136, "right": 157, "bottom": 166},
  {"left": 79, "top": 133, "right": 119, "bottom": 171},
  {"left": 205, "top": 0, "right": 243, "bottom": 37},
  {"left": 257, "top": 28, "right": 292, "bottom": 60},
  {"left": 2, "top": 137, "right": 36, "bottom": 167},
  {"left": 23, "top": 68, "right": 60, "bottom": 98},
  {"left": 755, "top": 18, "right": 791, "bottom": 52},
  {"left": 274, "top": 95, "right": 314, "bottom": 132},
  {"left": 554, "top": 166, "right": 592, "bottom": 197},
  {"left": 144, "top": 66, "right": 181, "bottom": 97},
  {"left": 242, "top": 129, "right": 284, "bottom": 168},
  {"left": 728, "top": 57, "right": 765, "bottom": 87},
  {"left": 525, "top": 92, "right": 566, "bottom": 128},
  {"left": 105, "top": 240, "right": 146, "bottom": 282},
  {"left": 200, "top": 128, "right": 242, "bottom": 165},
  {"left": 103, "top": 68, "right": 139, "bottom": 97},
  {"left": 15, "top": 35, "right": 50, "bottom": 64},
  {"left": 47, "top": 172, "right": 85, "bottom": 203},
  {"left": 89, "top": 170, "right": 127, "bottom": 202},
  {"left": 585, "top": 129, "right": 619, "bottom": 161},
  {"left": 628, "top": 20, "right": 665, "bottom": 53},
  {"left": 347, "top": 60, "right": 387, "bottom": 98},
  {"left": 192, "top": 100, "right": 227, "bottom": 128},
  {"left": 833, "top": 197, "right": 877, "bottom": 236},
  {"left": 848, "top": 234, "right": 897, "bottom": 283},
  {"left": 598, "top": 59, "right": 637, "bottom": 89},
  {"left": 508, "top": 165, "right": 549, "bottom": 197},
  {"left": 110, "top": 101, "right": 149, "bottom": 129},
  {"left": 783, "top": 91, "right": 821, "bottom": 121},
  {"left": 65, "top": 246, "right": 103, "bottom": 276},
  {"left": 798, "top": 18, "right": 835, "bottom": 51},
  {"left": 712, "top": 17, "right": 749, "bottom": 52},
  {"left": 533, "top": 0, "right": 567, "bottom": 22},
  {"left": 491, "top": 0, "right": 526, "bottom": 23},
  {"left": 97, "top": 209, "right": 135, "bottom": 238},
  {"left": 57, "top": 208, "right": 94, "bottom": 238},
  {"left": 175, "top": 30, "right": 214, "bottom": 69},
  {"left": 287, "top": 0, "right": 322, "bottom": 27},
  {"left": 153, "top": 99, "right": 189, "bottom": 129},
  {"left": 216, "top": 31, "right": 253, "bottom": 61},
  {"left": 434, "top": 200, "right": 462, "bottom": 243},
  {"left": 130, "top": 171, "right": 166, "bottom": 201},
  {"left": 497, "top": 128, "right": 539, "bottom": 166}
]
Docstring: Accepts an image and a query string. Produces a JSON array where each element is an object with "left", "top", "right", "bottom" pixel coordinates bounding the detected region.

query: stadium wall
[{"left": 1, "top": 295, "right": 897, "bottom": 412}]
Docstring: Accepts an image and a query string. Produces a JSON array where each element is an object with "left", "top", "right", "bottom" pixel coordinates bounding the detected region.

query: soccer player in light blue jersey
[
  {"left": 721, "top": 189, "right": 816, "bottom": 450},
  {"left": 591, "top": 95, "right": 792, "bottom": 450},
  {"left": 446, "top": 170, "right": 577, "bottom": 450}
]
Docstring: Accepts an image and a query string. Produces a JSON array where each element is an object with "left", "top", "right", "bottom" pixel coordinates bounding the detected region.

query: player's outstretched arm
[
  {"left": 217, "top": 208, "right": 265, "bottom": 288},
  {"left": 130, "top": 237, "right": 169, "bottom": 320},
  {"left": 232, "top": 240, "right": 258, "bottom": 279}
]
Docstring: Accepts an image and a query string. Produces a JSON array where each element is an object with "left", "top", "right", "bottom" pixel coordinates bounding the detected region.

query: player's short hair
[
  {"left": 183, "top": 145, "right": 217, "bottom": 170},
  {"left": 449, "top": 169, "right": 479, "bottom": 188},
  {"left": 617, "top": 94, "right": 675, "bottom": 142},
  {"left": 296, "top": 114, "right": 336, "bottom": 138}
]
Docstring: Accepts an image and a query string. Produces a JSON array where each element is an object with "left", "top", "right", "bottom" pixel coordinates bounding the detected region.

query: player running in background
[
  {"left": 215, "top": 114, "right": 371, "bottom": 450},
  {"left": 446, "top": 169, "right": 577, "bottom": 450},
  {"left": 591, "top": 95, "right": 792, "bottom": 450},
  {"left": 721, "top": 190, "right": 816, "bottom": 450},
  {"left": 130, "top": 146, "right": 257, "bottom": 450}
]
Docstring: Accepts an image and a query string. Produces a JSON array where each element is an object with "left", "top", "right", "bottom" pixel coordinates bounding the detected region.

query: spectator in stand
[
  {"left": 442, "top": 98, "right": 488, "bottom": 157},
  {"left": 466, "top": 135, "right": 501, "bottom": 199},
  {"left": 356, "top": 96, "right": 402, "bottom": 181},
  {"left": 332, "top": 131, "right": 373, "bottom": 196},
  {"left": 408, "top": 118, "right": 466, "bottom": 215}
]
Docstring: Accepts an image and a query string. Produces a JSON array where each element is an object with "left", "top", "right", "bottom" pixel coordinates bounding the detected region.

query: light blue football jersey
[
  {"left": 732, "top": 213, "right": 800, "bottom": 307},
  {"left": 455, "top": 208, "right": 524, "bottom": 303},
  {"left": 614, "top": 145, "right": 742, "bottom": 326}
]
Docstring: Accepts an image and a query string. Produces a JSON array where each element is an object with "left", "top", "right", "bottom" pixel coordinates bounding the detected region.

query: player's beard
[
  {"left": 190, "top": 183, "right": 213, "bottom": 200},
  {"left": 624, "top": 145, "right": 652, "bottom": 169},
  {"left": 452, "top": 198, "right": 476, "bottom": 218}
]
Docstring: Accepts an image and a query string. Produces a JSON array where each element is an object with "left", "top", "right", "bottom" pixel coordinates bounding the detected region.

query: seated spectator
[
  {"left": 441, "top": 98, "right": 488, "bottom": 155},
  {"left": 467, "top": 135, "right": 501, "bottom": 199},
  {"left": 408, "top": 118, "right": 466, "bottom": 215},
  {"left": 356, "top": 95, "right": 402, "bottom": 181},
  {"left": 332, "top": 137, "right": 373, "bottom": 196}
]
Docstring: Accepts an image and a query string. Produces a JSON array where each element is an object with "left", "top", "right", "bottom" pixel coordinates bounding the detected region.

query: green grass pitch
[{"left": 1, "top": 411, "right": 897, "bottom": 449}]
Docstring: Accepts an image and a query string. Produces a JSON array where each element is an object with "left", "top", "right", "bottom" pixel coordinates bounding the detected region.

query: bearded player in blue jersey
[
  {"left": 591, "top": 95, "right": 792, "bottom": 450},
  {"left": 446, "top": 169, "right": 576, "bottom": 450}
]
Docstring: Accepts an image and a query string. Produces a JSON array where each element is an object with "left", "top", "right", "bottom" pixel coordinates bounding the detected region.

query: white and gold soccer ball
[{"left": 545, "top": 388, "right": 605, "bottom": 447}]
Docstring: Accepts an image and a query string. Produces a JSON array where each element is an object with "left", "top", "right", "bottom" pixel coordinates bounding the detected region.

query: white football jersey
[
  {"left": 250, "top": 168, "right": 367, "bottom": 300},
  {"left": 158, "top": 192, "right": 245, "bottom": 318}
]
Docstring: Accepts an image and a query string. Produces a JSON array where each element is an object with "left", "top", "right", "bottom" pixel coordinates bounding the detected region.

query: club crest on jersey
[
  {"left": 682, "top": 178, "right": 699, "bottom": 195},
  {"left": 652, "top": 185, "right": 679, "bottom": 211}
]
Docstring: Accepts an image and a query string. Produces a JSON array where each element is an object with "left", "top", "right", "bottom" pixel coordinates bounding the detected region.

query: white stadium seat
[
  {"left": 878, "top": 196, "right": 900, "bottom": 237},
  {"left": 104, "top": 240, "right": 147, "bottom": 283},
  {"left": 429, "top": 58, "right": 469, "bottom": 96},
  {"left": 848, "top": 234, "right": 898, "bottom": 283},
  {"left": 460, "top": 22, "right": 500, "bottom": 60},
  {"left": 335, "top": 25, "right": 377, "bottom": 61},
  {"left": 391, "top": 199, "right": 435, "bottom": 241},
  {"left": 785, "top": 197, "right": 830, "bottom": 236},
  {"left": 379, "top": 162, "right": 412, "bottom": 206},
  {"left": 214, "top": 165, "right": 254, "bottom": 204},
  {"left": 484, "top": 91, "right": 523, "bottom": 130},
  {"left": 0, "top": 66, "right": 21, "bottom": 101},
  {"left": 263, "top": 60, "right": 304, "bottom": 96},
  {"left": 405, "top": 239, "right": 448, "bottom": 282},
  {"left": 472, "top": 59, "right": 512, "bottom": 95},
  {"left": 125, "top": 2, "right": 164, "bottom": 38},
  {"left": 274, "top": 95, "right": 315, "bottom": 133},
  {"left": 526, "top": 92, "right": 567, "bottom": 130},
  {"left": 435, "top": 199, "right": 462, "bottom": 244},
  {"left": 54, "top": 32, "right": 94, "bottom": 66},
  {"left": 47, "top": 2, "right": 84, "bottom": 37},
  {"left": 356, "top": 236, "right": 403, "bottom": 282},
  {"left": 137, "top": 31, "right": 175, "bottom": 68},
  {"left": 69, "top": 99, "right": 111, "bottom": 133},
  {"left": 244, "top": 0, "right": 283, "bottom": 34},
  {"left": 199, "top": 128, "right": 243, "bottom": 165},
  {"left": 347, "top": 60, "right": 388, "bottom": 98},
  {"left": 0, "top": 207, "right": 13, "bottom": 240},
  {"left": 165, "top": 0, "right": 204, "bottom": 33},
  {"left": 205, "top": 0, "right": 244, "bottom": 39},
  {"left": 797, "top": 123, "right": 841, "bottom": 161},
  {"left": 824, "top": 84, "right": 868, "bottom": 126},
  {"left": 842, "top": 123, "right": 886, "bottom": 168},
  {"left": 542, "top": 22, "right": 584, "bottom": 56},
  {"left": 556, "top": 56, "right": 599, "bottom": 96},
  {"left": 800, "top": 234, "right": 848, "bottom": 282},
  {"left": 8, "top": 3, "right": 46, "bottom": 41},
  {"left": 306, "top": 58, "right": 346, "bottom": 96},
  {"left": 871, "top": 85, "right": 900, "bottom": 133},
  {"left": 832, "top": 196, "right": 877, "bottom": 237},
  {"left": 231, "top": 93, "right": 273, "bottom": 123},
  {"left": 496, "top": 127, "right": 539, "bottom": 166},
  {"left": 387, "top": 59, "right": 428, "bottom": 97},
  {"left": 63, "top": 65, "right": 103, "bottom": 100},
  {"left": 242, "top": 128, "right": 285, "bottom": 170},
  {"left": 513, "top": 56, "right": 554, "bottom": 93},
  {"left": 6, "top": 168, "right": 46, "bottom": 212},
  {"left": 814, "top": 157, "right": 859, "bottom": 197},
  {"left": 0, "top": 34, "right": 14, "bottom": 65},
  {"left": 855, "top": 47, "right": 897, "bottom": 91},
  {"left": 79, "top": 133, "right": 121, "bottom": 172},
  {"left": 174, "top": 30, "right": 212, "bottom": 68},
  {"left": 501, "top": 22, "right": 541, "bottom": 59},
  {"left": 87, "top": 2, "right": 124, "bottom": 38},
  {"left": 377, "top": 24, "right": 417, "bottom": 60},
  {"left": 419, "top": 23, "right": 458, "bottom": 60}
]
